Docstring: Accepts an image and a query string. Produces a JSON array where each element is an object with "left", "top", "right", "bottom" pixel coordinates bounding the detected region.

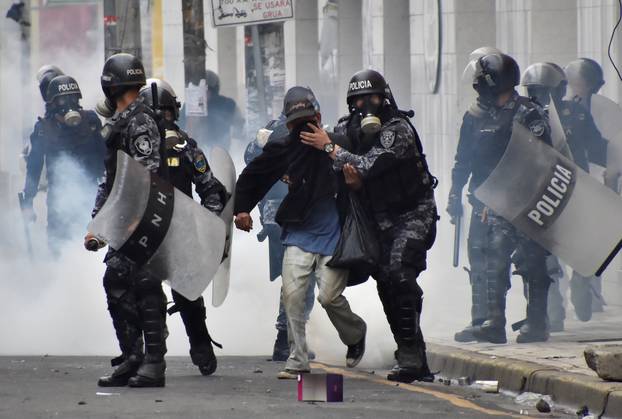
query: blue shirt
[{"left": 282, "top": 196, "right": 341, "bottom": 256}]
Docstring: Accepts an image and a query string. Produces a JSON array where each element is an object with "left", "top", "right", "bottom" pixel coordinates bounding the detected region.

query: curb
[{"left": 427, "top": 343, "right": 622, "bottom": 418}]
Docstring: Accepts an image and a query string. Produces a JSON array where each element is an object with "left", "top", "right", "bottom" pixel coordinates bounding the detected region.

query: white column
[
  {"left": 577, "top": 0, "right": 622, "bottom": 102},
  {"left": 162, "top": 0, "right": 185, "bottom": 102},
  {"left": 383, "top": 0, "right": 410, "bottom": 109},
  {"left": 336, "top": 0, "right": 362, "bottom": 115}
]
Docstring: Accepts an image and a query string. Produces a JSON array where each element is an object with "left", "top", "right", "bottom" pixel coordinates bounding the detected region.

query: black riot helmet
[
  {"left": 472, "top": 53, "right": 520, "bottom": 103},
  {"left": 36, "top": 64, "right": 64, "bottom": 101},
  {"left": 521, "top": 62, "right": 567, "bottom": 106},
  {"left": 347, "top": 69, "right": 387, "bottom": 102},
  {"left": 100, "top": 53, "right": 146, "bottom": 103},
  {"left": 139, "top": 78, "right": 181, "bottom": 121},
  {"left": 347, "top": 69, "right": 390, "bottom": 135},
  {"left": 45, "top": 75, "right": 83, "bottom": 127},
  {"left": 565, "top": 58, "right": 605, "bottom": 94}
]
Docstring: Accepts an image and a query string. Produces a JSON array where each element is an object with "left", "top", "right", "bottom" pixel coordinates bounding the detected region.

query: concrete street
[{"left": 0, "top": 355, "right": 575, "bottom": 419}]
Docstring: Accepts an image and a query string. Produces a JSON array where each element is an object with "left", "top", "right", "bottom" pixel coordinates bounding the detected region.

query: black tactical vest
[{"left": 363, "top": 117, "right": 436, "bottom": 216}]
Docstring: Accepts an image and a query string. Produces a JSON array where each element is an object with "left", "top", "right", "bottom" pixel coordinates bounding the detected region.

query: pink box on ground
[{"left": 297, "top": 373, "right": 343, "bottom": 402}]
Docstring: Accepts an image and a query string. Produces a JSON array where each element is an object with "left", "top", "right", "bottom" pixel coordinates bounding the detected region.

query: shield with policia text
[
  {"left": 88, "top": 151, "right": 227, "bottom": 301},
  {"left": 474, "top": 121, "right": 622, "bottom": 277}
]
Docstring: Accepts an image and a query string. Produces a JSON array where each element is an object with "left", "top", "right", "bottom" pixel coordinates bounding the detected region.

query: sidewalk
[{"left": 427, "top": 302, "right": 622, "bottom": 418}]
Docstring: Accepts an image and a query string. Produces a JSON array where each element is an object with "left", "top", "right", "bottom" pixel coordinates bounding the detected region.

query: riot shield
[
  {"left": 209, "top": 147, "right": 236, "bottom": 307},
  {"left": 88, "top": 151, "right": 227, "bottom": 300},
  {"left": 474, "top": 122, "right": 622, "bottom": 277}
]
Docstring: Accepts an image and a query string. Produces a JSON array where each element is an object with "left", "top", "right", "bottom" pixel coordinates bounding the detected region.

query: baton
[{"left": 452, "top": 214, "right": 461, "bottom": 268}]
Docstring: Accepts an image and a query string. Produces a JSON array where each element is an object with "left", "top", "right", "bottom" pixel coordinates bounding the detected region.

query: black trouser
[
  {"left": 480, "top": 214, "right": 551, "bottom": 330},
  {"left": 466, "top": 210, "right": 488, "bottom": 325},
  {"left": 374, "top": 208, "right": 436, "bottom": 370},
  {"left": 103, "top": 250, "right": 167, "bottom": 363}
]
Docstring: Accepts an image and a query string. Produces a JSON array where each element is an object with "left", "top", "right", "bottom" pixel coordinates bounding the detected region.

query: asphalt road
[{"left": 0, "top": 356, "right": 574, "bottom": 419}]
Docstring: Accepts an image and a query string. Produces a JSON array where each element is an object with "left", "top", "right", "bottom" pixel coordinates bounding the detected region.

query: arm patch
[
  {"left": 133, "top": 135, "right": 154, "bottom": 156},
  {"left": 194, "top": 153, "right": 208, "bottom": 173}
]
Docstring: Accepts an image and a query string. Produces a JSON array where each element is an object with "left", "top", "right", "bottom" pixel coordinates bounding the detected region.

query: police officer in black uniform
[
  {"left": 302, "top": 69, "right": 438, "bottom": 383},
  {"left": 521, "top": 62, "right": 608, "bottom": 330},
  {"left": 22, "top": 71, "right": 105, "bottom": 253},
  {"left": 139, "top": 78, "right": 227, "bottom": 376},
  {"left": 521, "top": 62, "right": 607, "bottom": 172},
  {"left": 565, "top": 58, "right": 612, "bottom": 320},
  {"left": 85, "top": 53, "right": 168, "bottom": 387},
  {"left": 447, "top": 54, "right": 554, "bottom": 344}
]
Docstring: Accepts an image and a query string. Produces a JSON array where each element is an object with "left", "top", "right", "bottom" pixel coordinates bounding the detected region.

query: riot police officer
[
  {"left": 447, "top": 53, "right": 554, "bottom": 344},
  {"left": 521, "top": 62, "right": 608, "bottom": 329},
  {"left": 139, "top": 78, "right": 227, "bottom": 375},
  {"left": 85, "top": 53, "right": 168, "bottom": 387},
  {"left": 301, "top": 70, "right": 438, "bottom": 383},
  {"left": 453, "top": 47, "right": 504, "bottom": 343},
  {"left": 22, "top": 71, "right": 105, "bottom": 253},
  {"left": 565, "top": 58, "right": 614, "bottom": 320}
]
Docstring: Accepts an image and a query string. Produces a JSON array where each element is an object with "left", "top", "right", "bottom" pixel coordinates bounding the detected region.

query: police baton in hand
[{"left": 453, "top": 214, "right": 461, "bottom": 268}]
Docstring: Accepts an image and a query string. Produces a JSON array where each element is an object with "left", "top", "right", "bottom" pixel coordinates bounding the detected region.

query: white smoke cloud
[{"left": 0, "top": 1, "right": 535, "bottom": 372}]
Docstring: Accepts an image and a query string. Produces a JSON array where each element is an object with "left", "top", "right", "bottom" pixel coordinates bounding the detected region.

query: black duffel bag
[{"left": 327, "top": 192, "right": 380, "bottom": 283}]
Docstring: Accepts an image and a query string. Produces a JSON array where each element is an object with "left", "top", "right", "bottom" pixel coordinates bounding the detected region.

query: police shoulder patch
[
  {"left": 380, "top": 130, "right": 396, "bottom": 149},
  {"left": 133, "top": 135, "right": 153, "bottom": 156},
  {"left": 528, "top": 119, "right": 546, "bottom": 137},
  {"left": 194, "top": 153, "right": 207, "bottom": 173}
]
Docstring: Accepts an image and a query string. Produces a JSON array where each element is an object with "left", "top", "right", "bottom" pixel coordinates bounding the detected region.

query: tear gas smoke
[{"left": 0, "top": 2, "right": 534, "bottom": 369}]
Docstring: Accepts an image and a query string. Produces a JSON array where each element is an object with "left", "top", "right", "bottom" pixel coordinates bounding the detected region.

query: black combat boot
[
  {"left": 128, "top": 356, "right": 166, "bottom": 387},
  {"left": 472, "top": 294, "right": 507, "bottom": 344},
  {"left": 455, "top": 270, "right": 488, "bottom": 342},
  {"left": 517, "top": 281, "right": 550, "bottom": 343},
  {"left": 128, "top": 291, "right": 167, "bottom": 387},
  {"left": 472, "top": 271, "right": 507, "bottom": 344},
  {"left": 387, "top": 345, "right": 434, "bottom": 383},
  {"left": 98, "top": 352, "right": 143, "bottom": 387},
  {"left": 98, "top": 303, "right": 144, "bottom": 387},
  {"left": 454, "top": 320, "right": 485, "bottom": 343},
  {"left": 272, "top": 329, "right": 289, "bottom": 361}
]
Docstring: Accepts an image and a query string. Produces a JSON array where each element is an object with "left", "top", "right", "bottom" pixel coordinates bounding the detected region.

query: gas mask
[
  {"left": 351, "top": 95, "right": 383, "bottom": 135},
  {"left": 52, "top": 95, "right": 82, "bottom": 127}
]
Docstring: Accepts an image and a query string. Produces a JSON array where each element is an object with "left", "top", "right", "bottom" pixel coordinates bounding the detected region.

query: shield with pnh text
[
  {"left": 474, "top": 122, "right": 622, "bottom": 277},
  {"left": 88, "top": 151, "right": 227, "bottom": 300}
]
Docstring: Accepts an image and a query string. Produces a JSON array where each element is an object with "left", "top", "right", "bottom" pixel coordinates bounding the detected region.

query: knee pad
[
  {"left": 134, "top": 273, "right": 164, "bottom": 296},
  {"left": 401, "top": 239, "right": 428, "bottom": 275},
  {"left": 106, "top": 287, "right": 140, "bottom": 324}
]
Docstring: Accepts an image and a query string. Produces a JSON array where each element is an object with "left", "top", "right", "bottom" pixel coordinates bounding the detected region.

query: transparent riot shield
[
  {"left": 88, "top": 151, "right": 227, "bottom": 300},
  {"left": 209, "top": 147, "right": 236, "bottom": 307},
  {"left": 474, "top": 122, "right": 622, "bottom": 277}
]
